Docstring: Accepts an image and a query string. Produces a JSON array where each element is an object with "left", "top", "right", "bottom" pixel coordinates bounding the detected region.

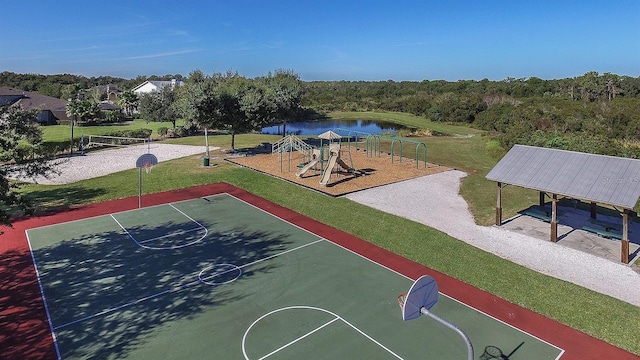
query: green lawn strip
[{"left": 41, "top": 119, "right": 184, "bottom": 142}]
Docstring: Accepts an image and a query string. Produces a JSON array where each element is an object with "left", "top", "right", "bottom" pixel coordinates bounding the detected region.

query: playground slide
[
  {"left": 336, "top": 159, "right": 353, "bottom": 173},
  {"left": 320, "top": 154, "right": 338, "bottom": 186},
  {"left": 295, "top": 159, "right": 319, "bottom": 178}
]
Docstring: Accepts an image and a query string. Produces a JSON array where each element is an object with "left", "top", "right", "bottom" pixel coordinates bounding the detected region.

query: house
[
  {"left": 132, "top": 79, "right": 183, "bottom": 95},
  {"left": 90, "top": 84, "right": 123, "bottom": 101},
  {"left": 0, "top": 87, "right": 69, "bottom": 124}
]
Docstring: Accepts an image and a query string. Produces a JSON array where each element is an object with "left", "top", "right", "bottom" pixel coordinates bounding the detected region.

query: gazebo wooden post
[
  {"left": 550, "top": 194, "right": 558, "bottom": 242},
  {"left": 622, "top": 209, "right": 630, "bottom": 264},
  {"left": 539, "top": 191, "right": 545, "bottom": 207},
  {"left": 496, "top": 182, "right": 503, "bottom": 225},
  {"left": 590, "top": 202, "right": 597, "bottom": 219}
]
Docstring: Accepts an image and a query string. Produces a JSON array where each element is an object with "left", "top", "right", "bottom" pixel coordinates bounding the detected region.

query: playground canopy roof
[
  {"left": 486, "top": 145, "right": 640, "bottom": 209},
  {"left": 318, "top": 130, "right": 342, "bottom": 140}
]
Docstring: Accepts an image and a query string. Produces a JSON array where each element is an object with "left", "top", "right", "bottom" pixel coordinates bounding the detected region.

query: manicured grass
[
  {"left": 20, "top": 119, "right": 640, "bottom": 355},
  {"left": 41, "top": 119, "right": 184, "bottom": 142}
]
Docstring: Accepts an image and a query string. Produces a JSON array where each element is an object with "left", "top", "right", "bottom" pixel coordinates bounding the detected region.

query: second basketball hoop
[{"left": 136, "top": 153, "right": 158, "bottom": 208}]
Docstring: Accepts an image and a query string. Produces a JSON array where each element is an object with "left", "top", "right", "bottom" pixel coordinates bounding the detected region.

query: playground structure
[
  {"left": 332, "top": 128, "right": 428, "bottom": 169},
  {"left": 274, "top": 131, "right": 357, "bottom": 187},
  {"left": 227, "top": 128, "right": 447, "bottom": 196},
  {"left": 270, "top": 129, "right": 430, "bottom": 188}
]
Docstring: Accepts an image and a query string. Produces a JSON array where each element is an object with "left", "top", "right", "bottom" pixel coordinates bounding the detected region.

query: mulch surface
[{"left": 226, "top": 147, "right": 451, "bottom": 196}]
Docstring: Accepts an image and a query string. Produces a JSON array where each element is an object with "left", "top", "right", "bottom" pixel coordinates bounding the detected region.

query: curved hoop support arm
[{"left": 422, "top": 308, "right": 474, "bottom": 360}]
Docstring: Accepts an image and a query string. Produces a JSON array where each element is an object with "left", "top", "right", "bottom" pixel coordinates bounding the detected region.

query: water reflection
[{"left": 261, "top": 119, "right": 406, "bottom": 136}]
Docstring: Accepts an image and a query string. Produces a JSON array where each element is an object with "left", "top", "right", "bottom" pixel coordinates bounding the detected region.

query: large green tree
[
  {"left": 193, "top": 72, "right": 275, "bottom": 150},
  {"left": 139, "top": 86, "right": 178, "bottom": 128},
  {"left": 0, "top": 106, "right": 60, "bottom": 229},
  {"left": 260, "top": 69, "right": 303, "bottom": 136}
]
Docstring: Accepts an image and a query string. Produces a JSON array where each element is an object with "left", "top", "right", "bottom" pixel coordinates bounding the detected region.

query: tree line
[
  {"left": 2, "top": 69, "right": 640, "bottom": 227},
  {"left": 138, "top": 69, "right": 303, "bottom": 149},
  {"left": 3, "top": 70, "right": 640, "bottom": 158}
]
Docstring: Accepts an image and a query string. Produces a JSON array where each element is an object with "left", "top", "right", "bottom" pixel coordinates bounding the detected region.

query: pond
[{"left": 261, "top": 118, "right": 408, "bottom": 136}]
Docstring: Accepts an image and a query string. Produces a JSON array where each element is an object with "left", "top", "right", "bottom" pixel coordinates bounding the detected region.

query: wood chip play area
[{"left": 227, "top": 134, "right": 450, "bottom": 196}]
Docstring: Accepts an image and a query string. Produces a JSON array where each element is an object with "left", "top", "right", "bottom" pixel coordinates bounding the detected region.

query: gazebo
[{"left": 486, "top": 145, "right": 640, "bottom": 263}]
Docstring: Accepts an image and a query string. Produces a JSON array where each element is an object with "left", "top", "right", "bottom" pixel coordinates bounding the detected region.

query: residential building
[
  {"left": 0, "top": 87, "right": 69, "bottom": 124},
  {"left": 132, "top": 79, "right": 183, "bottom": 95}
]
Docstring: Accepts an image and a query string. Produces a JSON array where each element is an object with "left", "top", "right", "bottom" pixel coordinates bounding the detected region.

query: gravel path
[
  {"left": 15, "top": 148, "right": 639, "bottom": 306},
  {"left": 345, "top": 170, "right": 640, "bottom": 307},
  {"left": 12, "top": 144, "right": 210, "bottom": 185}
]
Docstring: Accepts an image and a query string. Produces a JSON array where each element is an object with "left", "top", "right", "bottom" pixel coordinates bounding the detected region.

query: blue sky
[{"left": 1, "top": 1, "right": 638, "bottom": 81}]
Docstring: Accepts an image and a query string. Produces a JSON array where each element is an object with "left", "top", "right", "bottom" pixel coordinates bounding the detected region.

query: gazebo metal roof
[{"left": 486, "top": 145, "right": 640, "bottom": 209}]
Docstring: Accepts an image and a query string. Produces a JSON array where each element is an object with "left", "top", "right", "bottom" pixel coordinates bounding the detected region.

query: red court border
[{"left": 0, "top": 183, "right": 637, "bottom": 360}]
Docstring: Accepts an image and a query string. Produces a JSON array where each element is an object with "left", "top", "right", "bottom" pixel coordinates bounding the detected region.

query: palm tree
[
  {"left": 65, "top": 98, "right": 81, "bottom": 154},
  {"left": 118, "top": 90, "right": 139, "bottom": 117}
]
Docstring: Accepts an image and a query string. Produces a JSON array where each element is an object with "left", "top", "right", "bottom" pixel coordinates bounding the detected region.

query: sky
[{"left": 1, "top": 0, "right": 638, "bottom": 81}]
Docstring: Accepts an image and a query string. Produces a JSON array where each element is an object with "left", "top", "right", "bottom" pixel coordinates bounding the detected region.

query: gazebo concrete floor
[{"left": 501, "top": 205, "right": 640, "bottom": 268}]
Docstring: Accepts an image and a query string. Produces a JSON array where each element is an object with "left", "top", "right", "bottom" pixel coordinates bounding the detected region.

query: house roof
[
  {"left": 131, "top": 79, "right": 183, "bottom": 93},
  {"left": 99, "top": 101, "right": 121, "bottom": 111},
  {"left": 486, "top": 144, "right": 640, "bottom": 209},
  {"left": 0, "top": 87, "right": 25, "bottom": 96},
  {"left": 0, "top": 87, "right": 68, "bottom": 111}
]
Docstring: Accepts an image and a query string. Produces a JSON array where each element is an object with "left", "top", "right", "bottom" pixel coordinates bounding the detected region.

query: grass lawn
[
  {"left": 42, "top": 119, "right": 184, "bottom": 142},
  {"left": 19, "top": 114, "right": 640, "bottom": 355}
]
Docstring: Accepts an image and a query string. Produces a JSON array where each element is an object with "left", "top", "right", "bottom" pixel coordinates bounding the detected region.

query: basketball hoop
[
  {"left": 136, "top": 153, "right": 158, "bottom": 171},
  {"left": 397, "top": 293, "right": 407, "bottom": 309},
  {"left": 398, "top": 275, "right": 475, "bottom": 360},
  {"left": 135, "top": 153, "right": 158, "bottom": 208}
]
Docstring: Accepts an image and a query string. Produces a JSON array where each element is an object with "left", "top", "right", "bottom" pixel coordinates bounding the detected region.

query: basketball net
[
  {"left": 397, "top": 293, "right": 407, "bottom": 309},
  {"left": 143, "top": 163, "right": 153, "bottom": 174}
]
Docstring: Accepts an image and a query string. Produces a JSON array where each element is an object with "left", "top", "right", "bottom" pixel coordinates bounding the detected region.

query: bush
[
  {"left": 106, "top": 128, "right": 153, "bottom": 139},
  {"left": 168, "top": 124, "right": 198, "bottom": 138},
  {"left": 158, "top": 127, "right": 169, "bottom": 137},
  {"left": 485, "top": 139, "right": 505, "bottom": 158}
]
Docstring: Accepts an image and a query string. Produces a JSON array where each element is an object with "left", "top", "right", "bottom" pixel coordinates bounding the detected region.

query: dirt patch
[{"left": 227, "top": 147, "right": 451, "bottom": 196}]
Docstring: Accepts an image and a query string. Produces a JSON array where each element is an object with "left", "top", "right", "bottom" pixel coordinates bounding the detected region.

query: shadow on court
[
  {"left": 31, "top": 220, "right": 290, "bottom": 359},
  {"left": 0, "top": 250, "right": 56, "bottom": 359},
  {"left": 23, "top": 185, "right": 109, "bottom": 210}
]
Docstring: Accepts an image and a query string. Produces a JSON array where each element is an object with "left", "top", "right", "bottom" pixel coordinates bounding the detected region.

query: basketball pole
[
  {"left": 205, "top": 127, "right": 210, "bottom": 158},
  {"left": 135, "top": 153, "right": 158, "bottom": 209},
  {"left": 421, "top": 308, "right": 474, "bottom": 360},
  {"left": 138, "top": 167, "right": 142, "bottom": 208}
]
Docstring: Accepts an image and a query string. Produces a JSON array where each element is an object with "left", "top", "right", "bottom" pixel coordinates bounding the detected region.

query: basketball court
[{"left": 3, "top": 184, "right": 636, "bottom": 359}]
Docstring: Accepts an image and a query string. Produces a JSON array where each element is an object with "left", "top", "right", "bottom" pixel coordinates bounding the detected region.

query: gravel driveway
[
  {"left": 346, "top": 170, "right": 640, "bottom": 307},
  {"left": 11, "top": 144, "right": 210, "bottom": 185}
]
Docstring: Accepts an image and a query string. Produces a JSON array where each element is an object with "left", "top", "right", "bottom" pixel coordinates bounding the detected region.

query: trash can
[{"left": 203, "top": 157, "right": 210, "bottom": 166}]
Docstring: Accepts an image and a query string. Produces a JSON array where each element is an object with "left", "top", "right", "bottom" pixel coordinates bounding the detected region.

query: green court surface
[{"left": 27, "top": 193, "right": 562, "bottom": 359}]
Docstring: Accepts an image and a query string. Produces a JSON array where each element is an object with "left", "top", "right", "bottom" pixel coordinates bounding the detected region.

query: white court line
[
  {"left": 225, "top": 192, "right": 565, "bottom": 357},
  {"left": 25, "top": 231, "right": 63, "bottom": 360},
  {"left": 242, "top": 306, "right": 403, "bottom": 360},
  {"left": 54, "top": 277, "right": 201, "bottom": 330},
  {"left": 23, "top": 193, "right": 230, "bottom": 232},
  {"left": 52, "top": 239, "right": 324, "bottom": 330},
  {"left": 110, "top": 203, "right": 208, "bottom": 249},
  {"left": 257, "top": 318, "right": 340, "bottom": 359},
  {"left": 28, "top": 193, "right": 563, "bottom": 357}
]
